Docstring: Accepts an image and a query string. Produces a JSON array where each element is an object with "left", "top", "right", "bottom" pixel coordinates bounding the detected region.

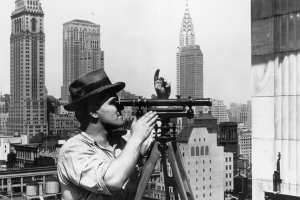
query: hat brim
[{"left": 64, "top": 82, "right": 125, "bottom": 111}]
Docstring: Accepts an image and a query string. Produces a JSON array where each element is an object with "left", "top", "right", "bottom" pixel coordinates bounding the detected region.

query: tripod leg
[
  {"left": 173, "top": 143, "right": 195, "bottom": 200},
  {"left": 167, "top": 142, "right": 195, "bottom": 200},
  {"left": 135, "top": 142, "right": 161, "bottom": 200},
  {"left": 161, "top": 144, "right": 171, "bottom": 200}
]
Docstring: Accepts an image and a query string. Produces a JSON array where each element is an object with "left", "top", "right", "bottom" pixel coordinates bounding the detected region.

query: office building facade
[
  {"left": 61, "top": 19, "right": 104, "bottom": 101},
  {"left": 211, "top": 99, "right": 229, "bottom": 124},
  {"left": 238, "top": 130, "right": 251, "bottom": 163},
  {"left": 0, "top": 113, "right": 9, "bottom": 135},
  {"left": 177, "top": 127, "right": 229, "bottom": 200},
  {"left": 252, "top": 0, "right": 300, "bottom": 199},
  {"left": 227, "top": 101, "right": 252, "bottom": 130},
  {"left": 0, "top": 94, "right": 10, "bottom": 114},
  {"left": 8, "top": 0, "right": 48, "bottom": 137},
  {"left": 48, "top": 112, "right": 79, "bottom": 136}
]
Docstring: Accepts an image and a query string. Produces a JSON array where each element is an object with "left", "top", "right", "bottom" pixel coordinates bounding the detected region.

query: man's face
[{"left": 95, "top": 96, "right": 125, "bottom": 128}]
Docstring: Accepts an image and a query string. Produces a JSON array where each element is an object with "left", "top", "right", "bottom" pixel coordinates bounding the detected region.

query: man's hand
[
  {"left": 140, "top": 132, "right": 155, "bottom": 155},
  {"left": 130, "top": 111, "right": 158, "bottom": 143},
  {"left": 154, "top": 69, "right": 171, "bottom": 99}
]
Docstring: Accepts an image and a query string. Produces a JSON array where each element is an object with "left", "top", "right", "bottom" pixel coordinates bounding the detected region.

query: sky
[{"left": 0, "top": 0, "right": 251, "bottom": 105}]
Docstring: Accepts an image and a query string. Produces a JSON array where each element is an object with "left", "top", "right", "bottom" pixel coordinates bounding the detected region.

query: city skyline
[{"left": 0, "top": 0, "right": 251, "bottom": 105}]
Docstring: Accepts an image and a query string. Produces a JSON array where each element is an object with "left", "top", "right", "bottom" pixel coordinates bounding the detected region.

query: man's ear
[{"left": 89, "top": 112, "right": 99, "bottom": 119}]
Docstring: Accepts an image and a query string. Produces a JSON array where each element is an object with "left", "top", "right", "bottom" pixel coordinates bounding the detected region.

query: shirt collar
[
  {"left": 80, "top": 132, "right": 95, "bottom": 144},
  {"left": 80, "top": 132, "right": 116, "bottom": 152}
]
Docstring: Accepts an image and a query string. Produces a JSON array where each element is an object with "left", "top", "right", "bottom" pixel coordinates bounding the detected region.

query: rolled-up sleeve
[{"left": 59, "top": 140, "right": 112, "bottom": 195}]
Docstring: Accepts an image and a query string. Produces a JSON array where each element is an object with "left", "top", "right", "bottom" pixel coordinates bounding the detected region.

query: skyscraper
[
  {"left": 227, "top": 101, "right": 252, "bottom": 130},
  {"left": 176, "top": 2, "right": 203, "bottom": 99},
  {"left": 8, "top": 0, "right": 48, "bottom": 137},
  {"left": 61, "top": 19, "right": 104, "bottom": 101},
  {"left": 211, "top": 99, "right": 229, "bottom": 124}
]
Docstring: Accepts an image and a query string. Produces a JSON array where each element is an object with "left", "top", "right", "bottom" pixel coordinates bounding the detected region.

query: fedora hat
[{"left": 64, "top": 68, "right": 125, "bottom": 111}]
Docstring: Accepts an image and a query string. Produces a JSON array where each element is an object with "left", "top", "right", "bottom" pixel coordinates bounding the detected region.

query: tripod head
[{"left": 117, "top": 97, "right": 212, "bottom": 143}]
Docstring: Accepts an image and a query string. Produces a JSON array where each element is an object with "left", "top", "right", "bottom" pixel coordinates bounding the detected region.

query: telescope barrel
[{"left": 117, "top": 98, "right": 212, "bottom": 107}]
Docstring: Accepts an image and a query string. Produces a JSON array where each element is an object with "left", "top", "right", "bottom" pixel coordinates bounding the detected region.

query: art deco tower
[
  {"left": 8, "top": 0, "right": 48, "bottom": 137},
  {"left": 176, "top": 1, "right": 203, "bottom": 99},
  {"left": 61, "top": 20, "right": 104, "bottom": 101}
]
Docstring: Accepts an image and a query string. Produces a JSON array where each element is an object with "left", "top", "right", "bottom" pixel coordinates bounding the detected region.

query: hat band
[{"left": 71, "top": 76, "right": 112, "bottom": 100}]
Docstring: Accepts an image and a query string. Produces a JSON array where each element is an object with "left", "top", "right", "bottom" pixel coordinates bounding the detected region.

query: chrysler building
[{"left": 177, "top": 1, "right": 203, "bottom": 99}]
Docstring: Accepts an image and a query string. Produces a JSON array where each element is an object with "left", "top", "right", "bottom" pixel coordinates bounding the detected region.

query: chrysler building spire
[{"left": 179, "top": 0, "right": 195, "bottom": 47}]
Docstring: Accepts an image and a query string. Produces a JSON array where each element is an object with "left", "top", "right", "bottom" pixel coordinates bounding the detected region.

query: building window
[
  {"left": 196, "top": 146, "right": 199, "bottom": 156},
  {"left": 191, "top": 147, "right": 195, "bottom": 156},
  {"left": 201, "top": 146, "right": 204, "bottom": 155},
  {"left": 31, "top": 18, "right": 37, "bottom": 32},
  {"left": 205, "top": 146, "right": 209, "bottom": 155}
]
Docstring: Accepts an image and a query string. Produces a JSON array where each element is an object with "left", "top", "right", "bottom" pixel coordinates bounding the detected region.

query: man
[{"left": 57, "top": 69, "right": 158, "bottom": 200}]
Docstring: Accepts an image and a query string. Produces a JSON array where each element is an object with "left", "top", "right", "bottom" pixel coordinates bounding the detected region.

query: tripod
[{"left": 134, "top": 118, "right": 195, "bottom": 200}]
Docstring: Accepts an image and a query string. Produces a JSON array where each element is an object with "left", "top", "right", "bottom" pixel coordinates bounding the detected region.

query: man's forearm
[{"left": 104, "top": 136, "right": 142, "bottom": 190}]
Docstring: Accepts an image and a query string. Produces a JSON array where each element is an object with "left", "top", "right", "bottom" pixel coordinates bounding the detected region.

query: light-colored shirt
[{"left": 57, "top": 132, "right": 127, "bottom": 200}]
